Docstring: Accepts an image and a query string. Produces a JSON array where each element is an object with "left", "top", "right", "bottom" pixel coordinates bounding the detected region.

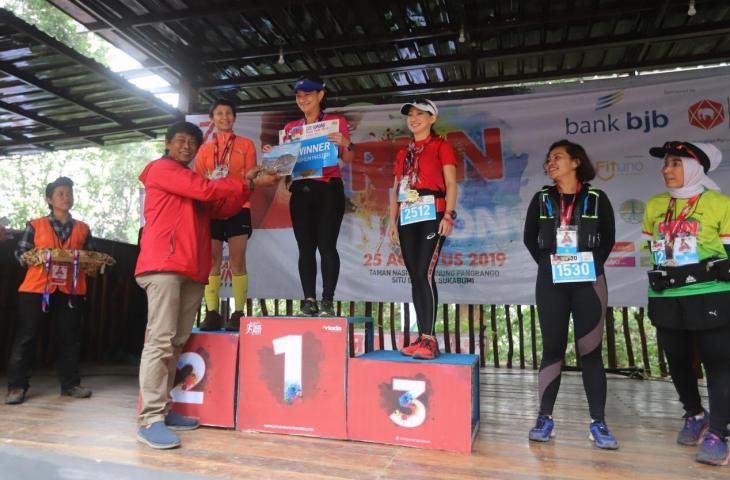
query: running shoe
[
  {"left": 400, "top": 337, "right": 422, "bottom": 356},
  {"left": 589, "top": 420, "right": 619, "bottom": 450},
  {"left": 677, "top": 410, "right": 710, "bottom": 446},
  {"left": 696, "top": 432, "right": 729, "bottom": 466},
  {"left": 299, "top": 299, "right": 318, "bottom": 316},
  {"left": 225, "top": 310, "right": 244, "bottom": 331},
  {"left": 528, "top": 415, "right": 555, "bottom": 442},
  {"left": 318, "top": 300, "right": 336, "bottom": 317},
  {"left": 199, "top": 310, "right": 223, "bottom": 330},
  {"left": 411, "top": 335, "right": 440, "bottom": 360}
]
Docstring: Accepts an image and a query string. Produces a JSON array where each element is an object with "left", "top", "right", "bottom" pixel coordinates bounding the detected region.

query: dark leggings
[
  {"left": 398, "top": 214, "right": 444, "bottom": 336},
  {"left": 7, "top": 292, "right": 84, "bottom": 392},
  {"left": 535, "top": 265, "right": 608, "bottom": 421},
  {"left": 289, "top": 179, "right": 345, "bottom": 301},
  {"left": 657, "top": 324, "right": 730, "bottom": 437}
]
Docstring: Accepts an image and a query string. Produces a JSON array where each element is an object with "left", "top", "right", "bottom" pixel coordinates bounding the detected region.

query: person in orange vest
[
  {"left": 194, "top": 99, "right": 257, "bottom": 331},
  {"left": 6, "top": 177, "right": 95, "bottom": 405}
]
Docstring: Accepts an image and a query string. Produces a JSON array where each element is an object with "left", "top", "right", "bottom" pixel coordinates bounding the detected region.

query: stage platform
[{"left": 0, "top": 366, "right": 723, "bottom": 480}]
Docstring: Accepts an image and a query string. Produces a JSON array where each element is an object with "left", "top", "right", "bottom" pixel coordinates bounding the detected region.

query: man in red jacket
[{"left": 135, "top": 121, "right": 278, "bottom": 449}]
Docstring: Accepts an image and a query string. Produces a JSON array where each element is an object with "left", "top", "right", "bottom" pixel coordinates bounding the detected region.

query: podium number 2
[
  {"left": 389, "top": 379, "right": 426, "bottom": 428},
  {"left": 273, "top": 335, "right": 303, "bottom": 404}
]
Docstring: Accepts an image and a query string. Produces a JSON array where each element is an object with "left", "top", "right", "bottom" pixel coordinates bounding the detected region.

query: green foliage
[
  {"left": 0, "top": 141, "right": 163, "bottom": 243},
  {"left": 0, "top": 0, "right": 111, "bottom": 66}
]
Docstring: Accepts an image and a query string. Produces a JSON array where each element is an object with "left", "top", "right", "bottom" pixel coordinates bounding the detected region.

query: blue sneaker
[
  {"left": 589, "top": 421, "right": 619, "bottom": 450},
  {"left": 528, "top": 415, "right": 555, "bottom": 442},
  {"left": 137, "top": 421, "right": 181, "bottom": 449},
  {"left": 696, "top": 432, "right": 729, "bottom": 466},
  {"left": 677, "top": 410, "right": 709, "bottom": 446},
  {"left": 165, "top": 410, "right": 200, "bottom": 431}
]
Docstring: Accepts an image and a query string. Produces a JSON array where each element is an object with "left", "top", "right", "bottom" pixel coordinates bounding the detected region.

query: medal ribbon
[
  {"left": 213, "top": 132, "right": 236, "bottom": 168},
  {"left": 403, "top": 135, "right": 433, "bottom": 189},
  {"left": 42, "top": 250, "right": 52, "bottom": 312},
  {"left": 662, "top": 193, "right": 701, "bottom": 246},
  {"left": 68, "top": 249, "right": 79, "bottom": 309},
  {"left": 557, "top": 183, "right": 581, "bottom": 226}
]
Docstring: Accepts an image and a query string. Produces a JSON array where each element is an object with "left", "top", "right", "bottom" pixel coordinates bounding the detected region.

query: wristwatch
[
  {"left": 446, "top": 210, "right": 457, "bottom": 220},
  {"left": 347, "top": 142, "right": 354, "bottom": 152}
]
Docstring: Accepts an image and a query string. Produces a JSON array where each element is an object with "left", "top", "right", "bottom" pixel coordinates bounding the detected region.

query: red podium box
[
  {"left": 169, "top": 329, "right": 239, "bottom": 428},
  {"left": 347, "top": 350, "right": 480, "bottom": 453},
  {"left": 237, "top": 316, "right": 373, "bottom": 439}
]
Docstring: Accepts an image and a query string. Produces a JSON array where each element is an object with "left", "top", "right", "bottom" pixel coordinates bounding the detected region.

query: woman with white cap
[
  {"left": 643, "top": 141, "right": 730, "bottom": 466},
  {"left": 387, "top": 98, "right": 457, "bottom": 360},
  {"left": 262, "top": 73, "right": 353, "bottom": 316}
]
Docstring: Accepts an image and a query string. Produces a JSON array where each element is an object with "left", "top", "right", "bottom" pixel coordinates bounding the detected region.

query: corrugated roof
[
  {"left": 0, "top": 8, "right": 182, "bottom": 156},
  {"left": 43, "top": 0, "right": 730, "bottom": 114}
]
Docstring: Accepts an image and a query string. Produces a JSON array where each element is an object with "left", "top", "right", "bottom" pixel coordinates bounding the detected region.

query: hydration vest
[{"left": 537, "top": 184, "right": 601, "bottom": 253}]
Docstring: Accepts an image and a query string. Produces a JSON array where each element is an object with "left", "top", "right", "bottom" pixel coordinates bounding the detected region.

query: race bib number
[
  {"left": 672, "top": 233, "right": 699, "bottom": 266},
  {"left": 556, "top": 226, "right": 578, "bottom": 255},
  {"left": 400, "top": 195, "right": 436, "bottom": 226},
  {"left": 550, "top": 252, "right": 597, "bottom": 283},
  {"left": 651, "top": 239, "right": 666, "bottom": 265},
  {"left": 50, "top": 263, "right": 69, "bottom": 285}
]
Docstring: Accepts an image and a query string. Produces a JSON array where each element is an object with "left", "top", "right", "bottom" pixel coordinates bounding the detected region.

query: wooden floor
[{"left": 0, "top": 367, "right": 725, "bottom": 480}]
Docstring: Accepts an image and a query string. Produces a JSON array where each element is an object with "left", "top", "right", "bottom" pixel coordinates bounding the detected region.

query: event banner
[{"left": 188, "top": 69, "right": 730, "bottom": 306}]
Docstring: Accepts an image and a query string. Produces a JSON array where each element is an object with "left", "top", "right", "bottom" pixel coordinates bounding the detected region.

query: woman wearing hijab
[{"left": 643, "top": 141, "right": 730, "bottom": 466}]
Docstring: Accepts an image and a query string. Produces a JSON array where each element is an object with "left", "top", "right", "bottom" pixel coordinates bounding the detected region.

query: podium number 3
[
  {"left": 273, "top": 335, "right": 303, "bottom": 404},
  {"left": 389, "top": 379, "right": 426, "bottom": 428}
]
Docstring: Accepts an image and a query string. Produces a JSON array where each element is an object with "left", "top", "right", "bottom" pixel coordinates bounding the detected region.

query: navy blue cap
[{"left": 293, "top": 78, "right": 325, "bottom": 93}]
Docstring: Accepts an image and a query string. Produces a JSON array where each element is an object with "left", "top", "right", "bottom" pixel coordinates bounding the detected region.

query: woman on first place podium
[{"left": 262, "top": 73, "right": 353, "bottom": 317}]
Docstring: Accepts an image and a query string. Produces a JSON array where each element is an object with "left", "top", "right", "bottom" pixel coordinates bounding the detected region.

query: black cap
[{"left": 649, "top": 141, "right": 711, "bottom": 173}]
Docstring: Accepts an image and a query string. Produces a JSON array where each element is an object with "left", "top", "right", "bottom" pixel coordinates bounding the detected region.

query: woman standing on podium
[
  {"left": 194, "top": 99, "right": 258, "bottom": 331},
  {"left": 643, "top": 141, "right": 730, "bottom": 466},
  {"left": 523, "top": 140, "right": 618, "bottom": 449},
  {"left": 262, "top": 73, "right": 353, "bottom": 317},
  {"left": 387, "top": 99, "right": 457, "bottom": 360}
]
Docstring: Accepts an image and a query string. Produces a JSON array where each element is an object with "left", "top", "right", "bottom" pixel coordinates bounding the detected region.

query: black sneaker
[
  {"left": 319, "top": 300, "right": 336, "bottom": 317},
  {"left": 225, "top": 310, "right": 244, "bottom": 331},
  {"left": 5, "top": 388, "right": 26, "bottom": 405},
  {"left": 199, "top": 310, "right": 223, "bottom": 331},
  {"left": 61, "top": 385, "right": 92, "bottom": 398},
  {"left": 299, "top": 299, "right": 318, "bottom": 316}
]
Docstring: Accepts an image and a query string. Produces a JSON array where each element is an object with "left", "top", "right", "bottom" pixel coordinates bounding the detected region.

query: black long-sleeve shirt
[{"left": 523, "top": 185, "right": 615, "bottom": 275}]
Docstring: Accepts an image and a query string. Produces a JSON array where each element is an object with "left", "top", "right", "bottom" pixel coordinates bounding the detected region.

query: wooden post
[
  {"left": 442, "top": 304, "right": 451, "bottom": 353},
  {"left": 635, "top": 308, "right": 651, "bottom": 376},
  {"left": 478, "top": 304, "right": 486, "bottom": 367},
  {"left": 621, "top": 307, "right": 636, "bottom": 367},
  {"left": 490, "top": 304, "right": 499, "bottom": 368},
  {"left": 530, "top": 305, "right": 538, "bottom": 370},
  {"left": 504, "top": 305, "right": 514, "bottom": 368},
  {"left": 517, "top": 305, "right": 525, "bottom": 369},
  {"left": 468, "top": 304, "right": 476, "bottom": 354}
]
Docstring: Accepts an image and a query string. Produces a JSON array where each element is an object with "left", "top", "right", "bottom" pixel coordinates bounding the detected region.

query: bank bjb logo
[
  {"left": 619, "top": 199, "right": 645, "bottom": 224},
  {"left": 688, "top": 99, "right": 725, "bottom": 130}
]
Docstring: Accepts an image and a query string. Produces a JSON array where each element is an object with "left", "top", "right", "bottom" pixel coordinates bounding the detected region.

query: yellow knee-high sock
[
  {"left": 204, "top": 275, "right": 221, "bottom": 312},
  {"left": 232, "top": 274, "right": 248, "bottom": 313}
]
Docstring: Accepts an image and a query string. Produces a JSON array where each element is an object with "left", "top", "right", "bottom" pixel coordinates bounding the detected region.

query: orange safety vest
[{"left": 18, "top": 217, "right": 90, "bottom": 295}]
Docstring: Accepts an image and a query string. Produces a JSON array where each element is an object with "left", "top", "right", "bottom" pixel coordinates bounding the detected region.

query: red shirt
[
  {"left": 283, "top": 112, "right": 349, "bottom": 182},
  {"left": 393, "top": 136, "right": 457, "bottom": 193}
]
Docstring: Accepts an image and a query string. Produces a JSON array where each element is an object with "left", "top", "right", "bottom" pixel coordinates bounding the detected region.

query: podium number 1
[
  {"left": 273, "top": 335, "right": 303, "bottom": 404},
  {"left": 390, "top": 379, "right": 426, "bottom": 428}
]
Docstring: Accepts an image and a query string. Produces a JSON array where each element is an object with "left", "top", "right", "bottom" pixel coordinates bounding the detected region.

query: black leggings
[
  {"left": 398, "top": 214, "right": 444, "bottom": 336},
  {"left": 657, "top": 324, "right": 730, "bottom": 437},
  {"left": 535, "top": 265, "right": 608, "bottom": 421},
  {"left": 289, "top": 179, "right": 345, "bottom": 301}
]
